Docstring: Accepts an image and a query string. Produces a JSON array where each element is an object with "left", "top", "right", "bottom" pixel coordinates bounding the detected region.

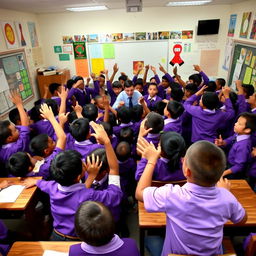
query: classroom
[{"left": 0, "top": 0, "right": 256, "bottom": 255}]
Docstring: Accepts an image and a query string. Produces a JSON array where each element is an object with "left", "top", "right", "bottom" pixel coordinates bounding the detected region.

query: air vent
[{"left": 126, "top": 0, "right": 142, "bottom": 12}]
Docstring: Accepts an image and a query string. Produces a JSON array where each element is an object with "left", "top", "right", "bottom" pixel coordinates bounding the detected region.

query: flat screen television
[{"left": 197, "top": 19, "right": 220, "bottom": 35}]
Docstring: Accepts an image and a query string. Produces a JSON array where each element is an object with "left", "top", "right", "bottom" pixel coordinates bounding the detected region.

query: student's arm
[
  {"left": 86, "top": 77, "right": 91, "bottom": 87},
  {"left": 138, "top": 97, "right": 150, "bottom": 115},
  {"left": 159, "top": 63, "right": 174, "bottom": 83},
  {"left": 236, "top": 80, "right": 247, "bottom": 114},
  {"left": 72, "top": 101, "right": 83, "bottom": 118},
  {"left": 143, "top": 64, "right": 149, "bottom": 85},
  {"left": 138, "top": 118, "right": 152, "bottom": 139},
  {"left": 222, "top": 86, "right": 235, "bottom": 121},
  {"left": 173, "top": 66, "right": 186, "bottom": 88},
  {"left": 112, "top": 91, "right": 124, "bottom": 109},
  {"left": 84, "top": 155, "right": 102, "bottom": 188},
  {"left": 88, "top": 73, "right": 100, "bottom": 97},
  {"left": 109, "top": 63, "right": 118, "bottom": 84},
  {"left": 102, "top": 96, "right": 110, "bottom": 123},
  {"left": 40, "top": 104, "right": 66, "bottom": 150},
  {"left": 151, "top": 66, "right": 160, "bottom": 85},
  {"left": 194, "top": 65, "right": 209, "bottom": 85},
  {"left": 135, "top": 137, "right": 161, "bottom": 202},
  {"left": 9, "top": 90, "right": 29, "bottom": 126},
  {"left": 57, "top": 86, "right": 68, "bottom": 115}
]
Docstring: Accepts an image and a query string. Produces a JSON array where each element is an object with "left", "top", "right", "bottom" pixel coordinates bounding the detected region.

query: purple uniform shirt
[
  {"left": 36, "top": 180, "right": 123, "bottom": 237},
  {"left": 0, "top": 220, "right": 10, "bottom": 256},
  {"left": 145, "top": 133, "right": 161, "bottom": 148},
  {"left": 136, "top": 157, "right": 185, "bottom": 181},
  {"left": 30, "top": 119, "right": 56, "bottom": 139},
  {"left": 184, "top": 94, "right": 235, "bottom": 143},
  {"left": 163, "top": 118, "right": 182, "bottom": 133},
  {"left": 143, "top": 182, "right": 245, "bottom": 256},
  {"left": 69, "top": 235, "right": 139, "bottom": 256},
  {"left": 0, "top": 126, "right": 30, "bottom": 163},
  {"left": 143, "top": 94, "right": 162, "bottom": 110},
  {"left": 106, "top": 81, "right": 118, "bottom": 106},
  {"left": 181, "top": 111, "right": 192, "bottom": 143},
  {"left": 113, "top": 122, "right": 133, "bottom": 137}
]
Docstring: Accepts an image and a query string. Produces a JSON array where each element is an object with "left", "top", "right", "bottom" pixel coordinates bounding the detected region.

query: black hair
[
  {"left": 108, "top": 112, "right": 117, "bottom": 128},
  {"left": 100, "top": 74, "right": 105, "bottom": 80},
  {"left": 170, "top": 82, "right": 181, "bottom": 90},
  {"left": 135, "top": 78, "right": 143, "bottom": 86},
  {"left": 67, "top": 111, "right": 78, "bottom": 124},
  {"left": 216, "top": 78, "right": 226, "bottom": 87},
  {"left": 131, "top": 105, "right": 143, "bottom": 122},
  {"left": 112, "top": 81, "right": 122, "bottom": 89},
  {"left": 70, "top": 118, "right": 90, "bottom": 142},
  {"left": 74, "top": 76, "right": 84, "bottom": 83},
  {"left": 83, "top": 104, "right": 98, "bottom": 122},
  {"left": 29, "top": 105, "right": 41, "bottom": 122},
  {"left": 202, "top": 92, "right": 219, "bottom": 110},
  {"left": 124, "top": 80, "right": 134, "bottom": 88},
  {"left": 170, "top": 88, "right": 184, "bottom": 102},
  {"left": 43, "top": 99, "right": 59, "bottom": 116},
  {"left": 119, "top": 127, "right": 134, "bottom": 144},
  {"left": 88, "top": 148, "right": 108, "bottom": 174},
  {"left": 238, "top": 112, "right": 256, "bottom": 133},
  {"left": 118, "top": 75, "right": 128, "bottom": 82},
  {"left": 117, "top": 106, "right": 132, "bottom": 124},
  {"left": 145, "top": 112, "right": 164, "bottom": 134},
  {"left": 149, "top": 77, "right": 156, "bottom": 82},
  {"left": 75, "top": 201, "right": 115, "bottom": 246},
  {"left": 148, "top": 83, "right": 158, "bottom": 89},
  {"left": 100, "top": 122, "right": 113, "bottom": 137},
  {"left": 155, "top": 101, "right": 167, "bottom": 116},
  {"left": 94, "top": 95, "right": 103, "bottom": 104},
  {"left": 189, "top": 74, "right": 202, "bottom": 86},
  {"left": 0, "top": 120, "right": 11, "bottom": 145},
  {"left": 115, "top": 141, "right": 131, "bottom": 162},
  {"left": 50, "top": 150, "right": 82, "bottom": 186},
  {"left": 66, "top": 79, "right": 76, "bottom": 90},
  {"left": 166, "top": 100, "right": 184, "bottom": 119},
  {"left": 29, "top": 134, "right": 49, "bottom": 156},
  {"left": 185, "top": 141, "right": 226, "bottom": 186},
  {"left": 205, "top": 81, "right": 217, "bottom": 92},
  {"left": 229, "top": 91, "right": 238, "bottom": 112},
  {"left": 49, "top": 83, "right": 61, "bottom": 95},
  {"left": 8, "top": 152, "right": 31, "bottom": 177},
  {"left": 185, "top": 83, "right": 197, "bottom": 95},
  {"left": 162, "top": 75, "right": 169, "bottom": 82},
  {"left": 9, "top": 108, "right": 22, "bottom": 125},
  {"left": 160, "top": 132, "right": 186, "bottom": 171},
  {"left": 242, "top": 84, "right": 255, "bottom": 98}
]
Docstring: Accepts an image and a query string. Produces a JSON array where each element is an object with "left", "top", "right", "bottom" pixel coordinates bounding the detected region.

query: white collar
[
  {"left": 236, "top": 134, "right": 250, "bottom": 142},
  {"left": 74, "top": 139, "right": 93, "bottom": 146},
  {"left": 57, "top": 182, "right": 85, "bottom": 192},
  {"left": 1, "top": 142, "right": 15, "bottom": 149},
  {"left": 147, "top": 95, "right": 157, "bottom": 101},
  {"left": 120, "top": 122, "right": 133, "bottom": 127},
  {"left": 203, "top": 108, "right": 216, "bottom": 113},
  {"left": 146, "top": 133, "right": 159, "bottom": 139},
  {"left": 93, "top": 173, "right": 108, "bottom": 186},
  {"left": 160, "top": 157, "right": 169, "bottom": 163},
  {"left": 252, "top": 107, "right": 256, "bottom": 112},
  {"left": 81, "top": 234, "right": 124, "bottom": 254},
  {"left": 164, "top": 117, "right": 179, "bottom": 124}
]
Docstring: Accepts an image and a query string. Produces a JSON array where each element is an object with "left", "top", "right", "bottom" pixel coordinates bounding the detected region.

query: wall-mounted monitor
[{"left": 197, "top": 19, "right": 220, "bottom": 35}]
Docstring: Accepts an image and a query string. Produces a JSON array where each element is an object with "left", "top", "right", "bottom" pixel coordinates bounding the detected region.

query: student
[
  {"left": 8, "top": 103, "right": 67, "bottom": 179},
  {"left": 215, "top": 112, "right": 256, "bottom": 178},
  {"left": 136, "top": 139, "right": 247, "bottom": 256},
  {"left": 189, "top": 65, "right": 209, "bottom": 86},
  {"left": 82, "top": 104, "right": 98, "bottom": 122},
  {"left": 69, "top": 201, "right": 139, "bottom": 256},
  {"left": 118, "top": 74, "right": 128, "bottom": 87},
  {"left": 100, "top": 122, "right": 118, "bottom": 149},
  {"left": 23, "top": 122, "right": 123, "bottom": 240},
  {"left": 0, "top": 90, "right": 30, "bottom": 164},
  {"left": 112, "top": 80, "right": 142, "bottom": 109},
  {"left": 49, "top": 83, "right": 62, "bottom": 106},
  {"left": 113, "top": 106, "right": 133, "bottom": 136},
  {"left": 248, "top": 93, "right": 256, "bottom": 114},
  {"left": 184, "top": 85, "right": 234, "bottom": 143},
  {"left": 136, "top": 131, "right": 186, "bottom": 181},
  {"left": 131, "top": 105, "right": 144, "bottom": 136},
  {"left": 143, "top": 83, "right": 162, "bottom": 111},
  {"left": 215, "top": 78, "right": 226, "bottom": 94},
  {"left": 163, "top": 100, "right": 184, "bottom": 133}
]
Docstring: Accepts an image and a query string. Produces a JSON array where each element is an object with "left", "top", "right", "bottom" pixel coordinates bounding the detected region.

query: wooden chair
[
  {"left": 245, "top": 234, "right": 256, "bottom": 256},
  {"left": 151, "top": 179, "right": 187, "bottom": 187}
]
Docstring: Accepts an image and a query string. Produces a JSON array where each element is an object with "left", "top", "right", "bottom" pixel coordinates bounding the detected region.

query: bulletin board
[
  {"left": 0, "top": 49, "right": 34, "bottom": 116},
  {"left": 228, "top": 41, "right": 256, "bottom": 89}
]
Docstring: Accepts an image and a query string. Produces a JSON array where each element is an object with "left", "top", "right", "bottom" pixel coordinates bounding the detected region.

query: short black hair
[
  {"left": 216, "top": 78, "right": 226, "bottom": 87},
  {"left": 189, "top": 74, "right": 202, "bottom": 86},
  {"left": 124, "top": 80, "right": 134, "bottom": 88},
  {"left": 100, "top": 74, "right": 105, "bottom": 80},
  {"left": 108, "top": 112, "right": 117, "bottom": 128},
  {"left": 70, "top": 118, "right": 90, "bottom": 142},
  {"left": 9, "top": 108, "right": 23, "bottom": 125},
  {"left": 75, "top": 201, "right": 115, "bottom": 246},
  {"left": 166, "top": 100, "right": 184, "bottom": 119},
  {"left": 66, "top": 79, "right": 76, "bottom": 90},
  {"left": 170, "top": 88, "right": 184, "bottom": 102},
  {"left": 50, "top": 150, "right": 82, "bottom": 186},
  {"left": 112, "top": 81, "right": 122, "bottom": 89},
  {"left": 119, "top": 127, "right": 134, "bottom": 144},
  {"left": 74, "top": 76, "right": 84, "bottom": 83},
  {"left": 238, "top": 112, "right": 256, "bottom": 133},
  {"left": 242, "top": 84, "right": 255, "bottom": 98},
  {"left": 185, "top": 83, "right": 197, "bottom": 95},
  {"left": 131, "top": 105, "right": 143, "bottom": 122},
  {"left": 145, "top": 112, "right": 164, "bottom": 134},
  {"left": 100, "top": 122, "right": 113, "bottom": 137},
  {"left": 83, "top": 104, "right": 98, "bottom": 122},
  {"left": 155, "top": 101, "right": 167, "bottom": 116},
  {"left": 67, "top": 111, "right": 78, "bottom": 124},
  {"left": 117, "top": 106, "right": 132, "bottom": 124},
  {"left": 202, "top": 92, "right": 219, "bottom": 110},
  {"left": 88, "top": 148, "right": 108, "bottom": 174},
  {"left": 115, "top": 141, "right": 131, "bottom": 162},
  {"left": 135, "top": 78, "right": 143, "bottom": 86},
  {"left": 49, "top": 83, "right": 61, "bottom": 95},
  {"left": 0, "top": 120, "right": 11, "bottom": 145},
  {"left": 205, "top": 81, "right": 217, "bottom": 92},
  {"left": 43, "top": 99, "right": 59, "bottom": 116},
  {"left": 118, "top": 75, "right": 128, "bottom": 82},
  {"left": 29, "top": 134, "right": 49, "bottom": 156},
  {"left": 8, "top": 152, "right": 31, "bottom": 177}
]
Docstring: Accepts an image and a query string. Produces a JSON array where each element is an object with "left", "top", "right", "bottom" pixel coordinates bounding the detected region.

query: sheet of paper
[
  {"left": 200, "top": 49, "right": 220, "bottom": 76},
  {"left": 32, "top": 47, "right": 43, "bottom": 66},
  {"left": 75, "top": 59, "right": 89, "bottom": 77},
  {"left": 0, "top": 69, "right": 9, "bottom": 93},
  {"left": 231, "top": 59, "right": 243, "bottom": 90},
  {"left": 0, "top": 185, "right": 25, "bottom": 203},
  {"left": 43, "top": 250, "right": 68, "bottom": 256},
  {"left": 89, "top": 44, "right": 102, "bottom": 58},
  {"left": 102, "top": 44, "right": 115, "bottom": 59},
  {"left": 243, "top": 66, "right": 253, "bottom": 84},
  {"left": 91, "top": 58, "right": 105, "bottom": 75}
]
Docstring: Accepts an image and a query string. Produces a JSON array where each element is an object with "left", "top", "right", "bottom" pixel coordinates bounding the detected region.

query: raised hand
[
  {"left": 40, "top": 103, "right": 54, "bottom": 120},
  {"left": 113, "top": 63, "right": 119, "bottom": 73},
  {"left": 90, "top": 121, "right": 110, "bottom": 145},
  {"left": 214, "top": 135, "right": 226, "bottom": 147},
  {"left": 86, "top": 154, "right": 102, "bottom": 177},
  {"left": 216, "top": 176, "right": 231, "bottom": 190},
  {"left": 57, "top": 86, "right": 68, "bottom": 100},
  {"left": 222, "top": 86, "right": 231, "bottom": 98},
  {"left": 193, "top": 64, "right": 202, "bottom": 72},
  {"left": 9, "top": 90, "right": 22, "bottom": 106}
]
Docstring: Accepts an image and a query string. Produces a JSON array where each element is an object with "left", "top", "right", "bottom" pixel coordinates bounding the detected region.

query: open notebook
[{"left": 0, "top": 185, "right": 25, "bottom": 203}]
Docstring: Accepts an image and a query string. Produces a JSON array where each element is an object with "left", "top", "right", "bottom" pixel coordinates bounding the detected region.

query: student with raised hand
[
  {"left": 136, "top": 139, "right": 247, "bottom": 256},
  {"left": 0, "top": 90, "right": 30, "bottom": 165},
  {"left": 191, "top": 64, "right": 209, "bottom": 86}
]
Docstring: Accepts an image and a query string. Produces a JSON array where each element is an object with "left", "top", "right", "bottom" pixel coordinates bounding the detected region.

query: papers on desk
[
  {"left": 0, "top": 185, "right": 25, "bottom": 203},
  {"left": 43, "top": 250, "right": 68, "bottom": 256}
]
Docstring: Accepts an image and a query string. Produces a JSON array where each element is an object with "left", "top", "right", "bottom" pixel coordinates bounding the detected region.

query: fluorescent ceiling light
[
  {"left": 167, "top": 0, "right": 212, "bottom": 6},
  {"left": 66, "top": 6, "right": 108, "bottom": 12}
]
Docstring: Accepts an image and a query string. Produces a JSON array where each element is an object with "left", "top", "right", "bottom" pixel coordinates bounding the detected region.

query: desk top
[
  {"left": 7, "top": 241, "right": 80, "bottom": 256},
  {"left": 139, "top": 180, "right": 256, "bottom": 228},
  {"left": 0, "top": 177, "right": 41, "bottom": 211}
]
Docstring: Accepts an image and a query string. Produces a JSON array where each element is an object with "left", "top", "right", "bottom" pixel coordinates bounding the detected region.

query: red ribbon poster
[{"left": 169, "top": 44, "right": 184, "bottom": 66}]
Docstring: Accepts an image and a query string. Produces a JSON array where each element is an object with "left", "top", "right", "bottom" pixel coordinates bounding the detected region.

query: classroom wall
[
  {"left": 37, "top": 4, "right": 232, "bottom": 80},
  {"left": 0, "top": 8, "right": 42, "bottom": 112}
]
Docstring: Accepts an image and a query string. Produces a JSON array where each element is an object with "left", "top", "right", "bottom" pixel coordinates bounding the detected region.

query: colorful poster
[
  {"left": 232, "top": 59, "right": 243, "bottom": 86},
  {"left": 112, "top": 33, "right": 123, "bottom": 42},
  {"left": 245, "top": 50, "right": 253, "bottom": 65},
  {"left": 14, "top": 22, "right": 26, "bottom": 46},
  {"left": 74, "top": 35, "right": 86, "bottom": 42},
  {"left": 239, "top": 48, "right": 247, "bottom": 62},
  {"left": 251, "top": 69, "right": 256, "bottom": 89},
  {"left": 228, "top": 14, "right": 237, "bottom": 37},
  {"left": 239, "top": 12, "right": 252, "bottom": 38},
  {"left": 91, "top": 58, "right": 105, "bottom": 75},
  {"left": 146, "top": 32, "right": 157, "bottom": 40},
  {"left": 182, "top": 30, "right": 193, "bottom": 39},
  {"left": 54, "top": 46, "right": 62, "bottom": 53},
  {"left": 62, "top": 36, "right": 74, "bottom": 44},
  {"left": 170, "top": 31, "right": 182, "bottom": 39},
  {"left": 250, "top": 14, "right": 256, "bottom": 40},
  {"left": 88, "top": 44, "right": 102, "bottom": 58},
  {"left": 27, "top": 22, "right": 39, "bottom": 47},
  {"left": 200, "top": 49, "right": 220, "bottom": 76},
  {"left": 251, "top": 56, "right": 256, "bottom": 69},
  {"left": 73, "top": 42, "right": 87, "bottom": 59},
  {"left": 123, "top": 33, "right": 135, "bottom": 41},
  {"left": 133, "top": 61, "right": 144, "bottom": 74},
  {"left": 88, "top": 34, "right": 99, "bottom": 43},
  {"left": 1, "top": 21, "right": 19, "bottom": 49},
  {"left": 135, "top": 32, "right": 146, "bottom": 40},
  {"left": 75, "top": 59, "right": 89, "bottom": 77},
  {"left": 63, "top": 44, "right": 73, "bottom": 54},
  {"left": 99, "top": 34, "right": 112, "bottom": 43},
  {"left": 59, "top": 54, "right": 70, "bottom": 61},
  {"left": 222, "top": 38, "right": 233, "bottom": 71},
  {"left": 102, "top": 44, "right": 115, "bottom": 59},
  {"left": 158, "top": 31, "right": 170, "bottom": 40},
  {"left": 243, "top": 66, "right": 252, "bottom": 84}
]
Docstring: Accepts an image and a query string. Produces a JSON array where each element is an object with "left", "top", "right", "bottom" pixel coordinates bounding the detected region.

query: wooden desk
[
  {"left": 0, "top": 177, "right": 41, "bottom": 239},
  {"left": 138, "top": 180, "right": 256, "bottom": 254},
  {"left": 8, "top": 241, "right": 80, "bottom": 256}
]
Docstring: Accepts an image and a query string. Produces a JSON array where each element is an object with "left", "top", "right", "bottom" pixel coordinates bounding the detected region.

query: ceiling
[{"left": 0, "top": 0, "right": 247, "bottom": 14}]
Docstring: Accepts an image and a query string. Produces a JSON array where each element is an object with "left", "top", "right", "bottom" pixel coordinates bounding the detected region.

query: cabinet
[{"left": 37, "top": 69, "right": 71, "bottom": 98}]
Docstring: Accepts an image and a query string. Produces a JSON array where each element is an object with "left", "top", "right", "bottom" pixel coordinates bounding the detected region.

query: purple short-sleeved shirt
[
  {"left": 30, "top": 119, "right": 56, "bottom": 139},
  {"left": 163, "top": 118, "right": 182, "bottom": 133},
  {"left": 143, "top": 182, "right": 245, "bottom": 256}
]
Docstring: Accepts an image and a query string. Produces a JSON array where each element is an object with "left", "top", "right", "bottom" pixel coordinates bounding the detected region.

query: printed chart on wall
[{"left": 0, "top": 50, "right": 33, "bottom": 115}]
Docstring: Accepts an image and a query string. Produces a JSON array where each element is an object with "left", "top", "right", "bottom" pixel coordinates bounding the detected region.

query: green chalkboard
[
  {"left": 228, "top": 42, "right": 256, "bottom": 89},
  {"left": 0, "top": 49, "right": 34, "bottom": 116}
]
